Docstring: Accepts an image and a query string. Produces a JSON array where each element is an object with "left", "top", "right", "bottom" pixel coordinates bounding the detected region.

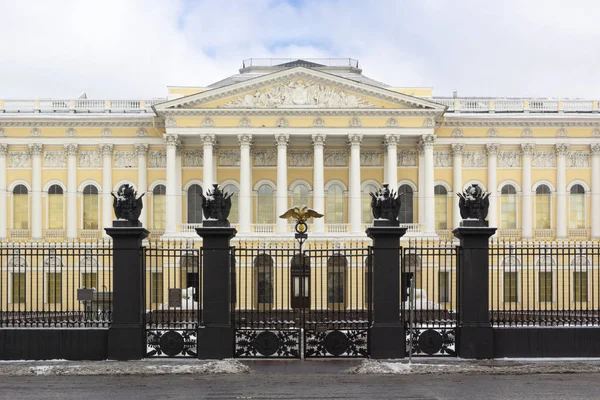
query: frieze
[
  {"left": 219, "top": 149, "right": 240, "bottom": 167},
  {"left": 183, "top": 150, "right": 203, "bottom": 167},
  {"left": 136, "top": 128, "right": 148, "bottom": 137},
  {"left": 385, "top": 118, "right": 399, "bottom": 128},
  {"left": 487, "top": 128, "right": 498, "bottom": 137},
  {"left": 78, "top": 150, "right": 101, "bottom": 168},
  {"left": 289, "top": 150, "right": 313, "bottom": 167},
  {"left": 201, "top": 117, "right": 215, "bottom": 127},
  {"left": 462, "top": 151, "right": 487, "bottom": 168},
  {"left": 451, "top": 128, "right": 463, "bottom": 138},
  {"left": 434, "top": 151, "right": 452, "bottom": 167},
  {"left": 567, "top": 151, "right": 589, "bottom": 168},
  {"left": 397, "top": 149, "right": 418, "bottom": 167},
  {"left": 592, "top": 128, "right": 600, "bottom": 137},
  {"left": 324, "top": 150, "right": 347, "bottom": 167},
  {"left": 497, "top": 151, "right": 521, "bottom": 168},
  {"left": 313, "top": 117, "right": 326, "bottom": 127},
  {"left": 521, "top": 128, "right": 534, "bottom": 137},
  {"left": 114, "top": 151, "right": 137, "bottom": 168},
  {"left": 149, "top": 150, "right": 166, "bottom": 168},
  {"left": 44, "top": 151, "right": 66, "bottom": 168},
  {"left": 348, "top": 117, "right": 362, "bottom": 127},
  {"left": 165, "top": 117, "right": 177, "bottom": 128},
  {"left": 0, "top": 128, "right": 5, "bottom": 137},
  {"left": 30, "top": 128, "right": 41, "bottom": 137},
  {"left": 238, "top": 117, "right": 252, "bottom": 127},
  {"left": 360, "top": 150, "right": 382, "bottom": 166},
  {"left": 532, "top": 151, "right": 555, "bottom": 168},
  {"left": 219, "top": 79, "right": 377, "bottom": 108},
  {"left": 65, "top": 128, "right": 77, "bottom": 137},
  {"left": 253, "top": 149, "right": 276, "bottom": 167},
  {"left": 9, "top": 151, "right": 31, "bottom": 168},
  {"left": 556, "top": 128, "right": 568, "bottom": 137},
  {"left": 275, "top": 117, "right": 289, "bottom": 127},
  {"left": 100, "top": 128, "right": 112, "bottom": 137},
  {"left": 422, "top": 118, "right": 435, "bottom": 128}
]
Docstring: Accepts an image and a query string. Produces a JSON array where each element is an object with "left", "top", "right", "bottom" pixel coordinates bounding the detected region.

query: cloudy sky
[{"left": 1, "top": 0, "right": 598, "bottom": 99}]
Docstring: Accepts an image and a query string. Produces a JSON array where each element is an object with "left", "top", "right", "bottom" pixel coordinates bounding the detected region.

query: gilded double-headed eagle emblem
[{"left": 279, "top": 206, "right": 323, "bottom": 234}]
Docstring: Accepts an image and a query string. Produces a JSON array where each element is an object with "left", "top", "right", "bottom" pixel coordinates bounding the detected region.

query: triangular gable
[{"left": 154, "top": 67, "right": 445, "bottom": 112}]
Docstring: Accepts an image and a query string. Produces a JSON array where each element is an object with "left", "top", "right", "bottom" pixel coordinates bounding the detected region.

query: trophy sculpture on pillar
[
  {"left": 111, "top": 184, "right": 145, "bottom": 227},
  {"left": 457, "top": 183, "right": 491, "bottom": 227},
  {"left": 370, "top": 183, "right": 402, "bottom": 226}
]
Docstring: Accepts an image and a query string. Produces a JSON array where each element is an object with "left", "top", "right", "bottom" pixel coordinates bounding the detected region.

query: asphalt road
[{"left": 1, "top": 373, "right": 600, "bottom": 400}]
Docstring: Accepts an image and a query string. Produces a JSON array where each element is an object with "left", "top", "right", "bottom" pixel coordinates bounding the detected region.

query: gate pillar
[
  {"left": 105, "top": 223, "right": 149, "bottom": 360},
  {"left": 366, "top": 224, "right": 407, "bottom": 359},
  {"left": 453, "top": 224, "right": 496, "bottom": 359},
  {"left": 195, "top": 226, "right": 237, "bottom": 359}
]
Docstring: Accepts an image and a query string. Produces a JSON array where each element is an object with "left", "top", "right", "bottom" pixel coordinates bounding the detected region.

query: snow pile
[{"left": 347, "top": 360, "right": 459, "bottom": 375}]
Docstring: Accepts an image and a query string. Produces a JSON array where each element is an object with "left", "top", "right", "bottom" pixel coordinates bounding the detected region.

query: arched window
[
  {"left": 398, "top": 184, "right": 414, "bottom": 224},
  {"left": 327, "top": 255, "right": 347, "bottom": 309},
  {"left": 434, "top": 185, "right": 448, "bottom": 230},
  {"left": 82, "top": 185, "right": 99, "bottom": 230},
  {"left": 571, "top": 256, "right": 590, "bottom": 303},
  {"left": 256, "top": 185, "right": 274, "bottom": 224},
  {"left": 292, "top": 184, "right": 310, "bottom": 208},
  {"left": 222, "top": 184, "right": 239, "bottom": 224},
  {"left": 326, "top": 184, "right": 344, "bottom": 224},
  {"left": 569, "top": 184, "right": 585, "bottom": 229},
  {"left": 362, "top": 184, "right": 378, "bottom": 224},
  {"left": 536, "top": 256, "right": 556, "bottom": 303},
  {"left": 535, "top": 185, "right": 551, "bottom": 229},
  {"left": 152, "top": 185, "right": 166, "bottom": 230},
  {"left": 13, "top": 184, "right": 29, "bottom": 229},
  {"left": 254, "top": 254, "right": 273, "bottom": 309},
  {"left": 500, "top": 185, "right": 517, "bottom": 229},
  {"left": 48, "top": 185, "right": 64, "bottom": 230},
  {"left": 187, "top": 184, "right": 203, "bottom": 224}
]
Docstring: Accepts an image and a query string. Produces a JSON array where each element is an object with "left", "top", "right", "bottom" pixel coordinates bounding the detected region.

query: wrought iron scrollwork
[
  {"left": 305, "top": 329, "right": 368, "bottom": 357},
  {"left": 146, "top": 330, "right": 197, "bottom": 357},
  {"left": 235, "top": 329, "right": 300, "bottom": 358},
  {"left": 406, "top": 328, "right": 456, "bottom": 356}
]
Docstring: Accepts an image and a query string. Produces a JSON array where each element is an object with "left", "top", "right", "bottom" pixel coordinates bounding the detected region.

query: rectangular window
[
  {"left": 501, "top": 195, "right": 517, "bottom": 229},
  {"left": 538, "top": 272, "right": 553, "bottom": 303},
  {"left": 11, "top": 273, "right": 26, "bottom": 304},
  {"left": 47, "top": 273, "right": 62, "bottom": 304},
  {"left": 151, "top": 272, "right": 164, "bottom": 304},
  {"left": 48, "top": 194, "right": 64, "bottom": 229},
  {"left": 573, "top": 271, "right": 588, "bottom": 302},
  {"left": 326, "top": 194, "right": 344, "bottom": 224},
  {"left": 81, "top": 272, "right": 98, "bottom": 289},
  {"left": 13, "top": 194, "right": 29, "bottom": 229},
  {"left": 535, "top": 195, "right": 551, "bottom": 229},
  {"left": 439, "top": 271, "right": 450, "bottom": 303},
  {"left": 83, "top": 194, "right": 99, "bottom": 230},
  {"left": 503, "top": 271, "right": 518, "bottom": 303},
  {"left": 569, "top": 194, "right": 585, "bottom": 229},
  {"left": 153, "top": 195, "right": 166, "bottom": 230},
  {"left": 435, "top": 195, "right": 447, "bottom": 230}
]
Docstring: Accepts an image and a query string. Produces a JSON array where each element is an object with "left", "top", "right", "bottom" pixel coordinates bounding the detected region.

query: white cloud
[{"left": 0, "top": 0, "right": 598, "bottom": 98}]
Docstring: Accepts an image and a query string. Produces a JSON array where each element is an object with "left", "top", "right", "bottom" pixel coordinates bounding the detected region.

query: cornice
[
  {"left": 0, "top": 115, "right": 160, "bottom": 128},
  {"left": 157, "top": 108, "right": 441, "bottom": 118},
  {"left": 443, "top": 115, "right": 600, "bottom": 128}
]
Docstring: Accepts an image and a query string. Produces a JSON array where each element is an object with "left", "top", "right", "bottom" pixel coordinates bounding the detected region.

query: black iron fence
[{"left": 0, "top": 241, "right": 113, "bottom": 328}]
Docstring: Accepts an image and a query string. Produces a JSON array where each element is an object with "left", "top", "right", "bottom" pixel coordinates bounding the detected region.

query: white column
[
  {"left": 165, "top": 133, "right": 178, "bottom": 235},
  {"left": 556, "top": 143, "right": 569, "bottom": 239},
  {"left": 238, "top": 134, "right": 252, "bottom": 233},
  {"left": 0, "top": 144, "right": 7, "bottom": 239},
  {"left": 65, "top": 144, "right": 78, "bottom": 240},
  {"left": 312, "top": 134, "right": 326, "bottom": 233},
  {"left": 275, "top": 134, "right": 289, "bottom": 233},
  {"left": 422, "top": 135, "right": 436, "bottom": 234},
  {"left": 348, "top": 134, "right": 363, "bottom": 233},
  {"left": 29, "top": 144, "right": 43, "bottom": 240},
  {"left": 100, "top": 144, "right": 113, "bottom": 235},
  {"left": 384, "top": 135, "right": 398, "bottom": 187},
  {"left": 382, "top": 143, "right": 389, "bottom": 185},
  {"left": 486, "top": 144, "right": 499, "bottom": 229},
  {"left": 175, "top": 142, "right": 183, "bottom": 228},
  {"left": 202, "top": 135, "right": 215, "bottom": 194},
  {"left": 213, "top": 145, "right": 219, "bottom": 184},
  {"left": 591, "top": 144, "right": 600, "bottom": 238},
  {"left": 417, "top": 141, "right": 425, "bottom": 228},
  {"left": 521, "top": 144, "right": 534, "bottom": 239},
  {"left": 135, "top": 144, "right": 148, "bottom": 228},
  {"left": 451, "top": 143, "right": 464, "bottom": 228}
]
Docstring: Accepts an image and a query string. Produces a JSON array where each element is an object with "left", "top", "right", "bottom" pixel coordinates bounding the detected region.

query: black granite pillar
[
  {"left": 453, "top": 223, "right": 497, "bottom": 359},
  {"left": 366, "top": 224, "right": 408, "bottom": 359},
  {"left": 105, "top": 224, "right": 149, "bottom": 360},
  {"left": 195, "top": 226, "right": 237, "bottom": 359}
]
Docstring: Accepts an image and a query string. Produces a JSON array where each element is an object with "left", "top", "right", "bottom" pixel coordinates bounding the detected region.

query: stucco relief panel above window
[
  {"left": 324, "top": 150, "right": 347, "bottom": 167},
  {"left": 567, "top": 151, "right": 590, "bottom": 168},
  {"left": 219, "top": 149, "right": 240, "bottom": 167},
  {"left": 497, "top": 151, "right": 521, "bottom": 168},
  {"left": 114, "top": 151, "right": 137, "bottom": 168},
  {"left": 360, "top": 150, "right": 382, "bottom": 166},
  {"left": 289, "top": 150, "right": 312, "bottom": 167},
  {"left": 434, "top": 151, "right": 452, "bottom": 168},
  {"left": 149, "top": 151, "right": 166, "bottom": 168},
  {"left": 78, "top": 151, "right": 101, "bottom": 168},
  {"left": 254, "top": 149, "right": 276, "bottom": 167},
  {"left": 462, "top": 151, "right": 487, "bottom": 168},
  {"left": 183, "top": 150, "right": 203, "bottom": 167},
  {"left": 44, "top": 151, "right": 66, "bottom": 168},
  {"left": 397, "top": 149, "right": 417, "bottom": 167},
  {"left": 532, "top": 151, "right": 556, "bottom": 168},
  {"left": 9, "top": 151, "right": 31, "bottom": 168}
]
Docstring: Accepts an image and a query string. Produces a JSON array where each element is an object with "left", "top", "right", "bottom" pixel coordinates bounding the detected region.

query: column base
[
  {"left": 197, "top": 325, "right": 234, "bottom": 359},
  {"left": 370, "top": 323, "right": 405, "bottom": 359},
  {"left": 457, "top": 325, "right": 494, "bottom": 359}
]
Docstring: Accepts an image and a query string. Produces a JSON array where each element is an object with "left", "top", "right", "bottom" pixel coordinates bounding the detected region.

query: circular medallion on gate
[
  {"left": 324, "top": 330, "right": 350, "bottom": 356},
  {"left": 159, "top": 330, "right": 185, "bottom": 357},
  {"left": 418, "top": 329, "right": 443, "bottom": 355},
  {"left": 252, "top": 331, "right": 280, "bottom": 356}
]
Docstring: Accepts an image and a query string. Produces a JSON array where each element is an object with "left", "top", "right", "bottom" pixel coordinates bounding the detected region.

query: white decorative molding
[
  {"left": 165, "top": 117, "right": 177, "bottom": 128},
  {"left": 219, "top": 78, "right": 378, "bottom": 108},
  {"left": 78, "top": 150, "right": 101, "bottom": 168},
  {"left": 422, "top": 118, "right": 435, "bottom": 128},
  {"left": 0, "top": 144, "right": 7, "bottom": 155},
  {"left": 64, "top": 144, "right": 78, "bottom": 156},
  {"left": 149, "top": 150, "right": 166, "bottom": 168},
  {"left": 29, "top": 128, "right": 41, "bottom": 137},
  {"left": 183, "top": 150, "right": 203, "bottom": 167},
  {"left": 360, "top": 150, "right": 382, "bottom": 166},
  {"left": 451, "top": 143, "right": 465, "bottom": 156},
  {"left": 136, "top": 127, "right": 148, "bottom": 137},
  {"left": 348, "top": 117, "right": 362, "bottom": 128},
  {"left": 289, "top": 150, "right": 313, "bottom": 167},
  {"left": 135, "top": 143, "right": 149, "bottom": 155},
  {"left": 324, "top": 150, "right": 347, "bottom": 167},
  {"left": 556, "top": 127, "right": 568, "bottom": 137},
  {"left": 487, "top": 128, "right": 498, "bottom": 137},
  {"left": 9, "top": 151, "right": 31, "bottom": 168},
  {"left": 275, "top": 117, "right": 289, "bottom": 127},
  {"left": 253, "top": 149, "right": 276, "bottom": 167},
  {"left": 44, "top": 151, "right": 66, "bottom": 168},
  {"left": 451, "top": 128, "right": 464, "bottom": 138},
  {"left": 219, "top": 149, "right": 240, "bottom": 167},
  {"left": 592, "top": 128, "right": 600, "bottom": 137},
  {"left": 385, "top": 118, "right": 399, "bottom": 128},
  {"left": 567, "top": 151, "right": 590, "bottom": 168},
  {"left": 0, "top": 128, "right": 5, "bottom": 137},
  {"left": 201, "top": 117, "right": 215, "bottom": 128},
  {"left": 590, "top": 144, "right": 600, "bottom": 155},
  {"left": 28, "top": 143, "right": 43, "bottom": 155},
  {"left": 486, "top": 143, "right": 500, "bottom": 155},
  {"left": 100, "top": 127, "right": 112, "bottom": 137},
  {"left": 434, "top": 150, "right": 452, "bottom": 167},
  {"left": 114, "top": 150, "right": 137, "bottom": 168},
  {"left": 397, "top": 149, "right": 418, "bottom": 167},
  {"left": 556, "top": 143, "right": 570, "bottom": 155},
  {"left": 462, "top": 151, "right": 487, "bottom": 168},
  {"left": 65, "top": 128, "right": 77, "bottom": 137},
  {"left": 498, "top": 150, "right": 521, "bottom": 168},
  {"left": 238, "top": 116, "right": 252, "bottom": 127},
  {"left": 532, "top": 151, "right": 555, "bottom": 168},
  {"left": 521, "top": 128, "right": 534, "bottom": 137}
]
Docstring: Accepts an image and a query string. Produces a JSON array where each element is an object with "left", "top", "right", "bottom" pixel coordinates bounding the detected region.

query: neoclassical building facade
[{"left": 1, "top": 58, "right": 600, "bottom": 242}]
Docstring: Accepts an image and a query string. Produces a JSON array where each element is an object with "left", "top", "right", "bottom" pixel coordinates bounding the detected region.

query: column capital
[
  {"left": 164, "top": 133, "right": 178, "bottom": 147},
  {"left": 99, "top": 144, "right": 113, "bottom": 156},
  {"left": 311, "top": 133, "right": 326, "bottom": 148},
  {"left": 383, "top": 134, "right": 399, "bottom": 148},
  {"left": 348, "top": 133, "right": 363, "bottom": 148},
  {"left": 590, "top": 144, "right": 600, "bottom": 155},
  {"left": 520, "top": 143, "right": 535, "bottom": 156},
  {"left": 556, "top": 143, "right": 569, "bottom": 155},
  {"left": 202, "top": 134, "right": 216, "bottom": 147},
  {"left": 421, "top": 134, "right": 436, "bottom": 148},
  {"left": 275, "top": 133, "right": 289, "bottom": 148},
  {"left": 238, "top": 134, "right": 253, "bottom": 148},
  {"left": 0, "top": 143, "right": 7, "bottom": 155},
  {"left": 417, "top": 140, "right": 425, "bottom": 155},
  {"left": 135, "top": 143, "right": 149, "bottom": 155},
  {"left": 64, "top": 143, "right": 78, "bottom": 156},
  {"left": 176, "top": 140, "right": 184, "bottom": 156},
  {"left": 212, "top": 142, "right": 219, "bottom": 156},
  {"left": 486, "top": 143, "right": 500, "bottom": 155},
  {"left": 28, "top": 143, "right": 43, "bottom": 156},
  {"left": 451, "top": 143, "right": 465, "bottom": 156}
]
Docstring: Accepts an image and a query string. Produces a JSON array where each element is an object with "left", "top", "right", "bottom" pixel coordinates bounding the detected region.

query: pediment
[{"left": 154, "top": 67, "right": 445, "bottom": 112}]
